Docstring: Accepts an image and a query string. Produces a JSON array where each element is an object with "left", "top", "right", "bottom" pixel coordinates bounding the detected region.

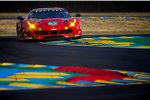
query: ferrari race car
[{"left": 16, "top": 7, "right": 82, "bottom": 40}]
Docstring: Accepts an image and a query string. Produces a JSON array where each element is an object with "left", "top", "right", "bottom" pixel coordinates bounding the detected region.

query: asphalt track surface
[{"left": 0, "top": 35, "right": 150, "bottom": 100}]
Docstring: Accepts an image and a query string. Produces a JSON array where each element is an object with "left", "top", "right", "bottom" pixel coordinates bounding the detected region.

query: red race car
[{"left": 16, "top": 7, "right": 82, "bottom": 40}]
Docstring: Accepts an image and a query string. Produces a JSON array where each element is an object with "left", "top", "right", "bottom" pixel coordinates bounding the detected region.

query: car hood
[
  {"left": 28, "top": 18, "right": 75, "bottom": 30},
  {"left": 33, "top": 18, "right": 74, "bottom": 24}
]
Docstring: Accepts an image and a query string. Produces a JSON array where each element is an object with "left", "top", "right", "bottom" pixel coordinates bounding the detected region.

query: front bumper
[{"left": 24, "top": 28, "right": 82, "bottom": 40}]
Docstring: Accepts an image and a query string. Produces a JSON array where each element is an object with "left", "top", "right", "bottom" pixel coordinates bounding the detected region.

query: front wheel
[
  {"left": 16, "top": 23, "right": 26, "bottom": 41},
  {"left": 17, "top": 30, "right": 26, "bottom": 41},
  {"left": 65, "top": 36, "right": 81, "bottom": 40},
  {"left": 74, "top": 36, "right": 81, "bottom": 39},
  {"left": 17, "top": 31, "right": 25, "bottom": 41}
]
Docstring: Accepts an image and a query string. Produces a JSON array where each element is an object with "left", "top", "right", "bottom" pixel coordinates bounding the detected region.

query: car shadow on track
[{"left": 0, "top": 36, "right": 77, "bottom": 43}]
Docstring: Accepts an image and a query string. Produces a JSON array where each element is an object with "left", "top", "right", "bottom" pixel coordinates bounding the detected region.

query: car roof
[{"left": 31, "top": 7, "right": 66, "bottom": 12}]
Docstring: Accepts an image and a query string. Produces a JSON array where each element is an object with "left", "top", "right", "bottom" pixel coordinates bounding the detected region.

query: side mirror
[
  {"left": 17, "top": 16, "right": 24, "bottom": 21},
  {"left": 76, "top": 13, "right": 81, "bottom": 17}
]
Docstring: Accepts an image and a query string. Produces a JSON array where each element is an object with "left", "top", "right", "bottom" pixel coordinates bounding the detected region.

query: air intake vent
[{"left": 59, "top": 29, "right": 73, "bottom": 34}]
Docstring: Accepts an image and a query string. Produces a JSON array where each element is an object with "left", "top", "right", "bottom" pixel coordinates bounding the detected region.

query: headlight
[
  {"left": 69, "top": 19, "right": 76, "bottom": 27},
  {"left": 28, "top": 21, "right": 36, "bottom": 29}
]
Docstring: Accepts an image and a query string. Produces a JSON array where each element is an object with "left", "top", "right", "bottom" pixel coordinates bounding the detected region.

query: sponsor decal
[{"left": 48, "top": 22, "right": 58, "bottom": 26}]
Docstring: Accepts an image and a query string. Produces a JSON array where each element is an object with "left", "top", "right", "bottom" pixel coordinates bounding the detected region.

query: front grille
[
  {"left": 44, "top": 36, "right": 64, "bottom": 40},
  {"left": 59, "top": 29, "right": 73, "bottom": 34},
  {"left": 50, "top": 31, "right": 58, "bottom": 35},
  {"left": 35, "top": 31, "right": 49, "bottom": 35}
]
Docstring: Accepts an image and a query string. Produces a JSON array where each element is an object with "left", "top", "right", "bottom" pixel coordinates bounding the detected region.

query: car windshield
[{"left": 28, "top": 10, "right": 71, "bottom": 19}]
